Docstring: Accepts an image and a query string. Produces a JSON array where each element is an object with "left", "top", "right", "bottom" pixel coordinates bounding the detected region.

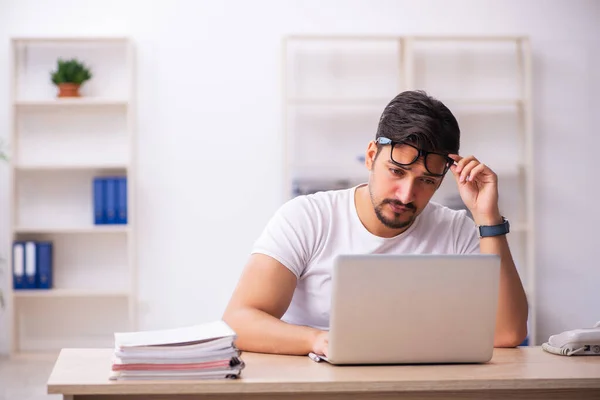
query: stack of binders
[
  {"left": 93, "top": 176, "right": 127, "bottom": 225},
  {"left": 12, "top": 241, "right": 53, "bottom": 290},
  {"left": 110, "top": 320, "right": 245, "bottom": 381}
]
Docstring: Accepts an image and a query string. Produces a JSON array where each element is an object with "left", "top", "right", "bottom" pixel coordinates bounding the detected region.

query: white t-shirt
[{"left": 251, "top": 184, "right": 480, "bottom": 330}]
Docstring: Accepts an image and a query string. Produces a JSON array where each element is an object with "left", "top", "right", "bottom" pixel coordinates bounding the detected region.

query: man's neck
[{"left": 354, "top": 185, "right": 413, "bottom": 239}]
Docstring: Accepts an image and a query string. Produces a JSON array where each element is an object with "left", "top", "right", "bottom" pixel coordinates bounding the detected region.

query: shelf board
[
  {"left": 287, "top": 98, "right": 523, "bottom": 107},
  {"left": 410, "top": 35, "right": 526, "bottom": 42},
  {"left": 12, "top": 36, "right": 129, "bottom": 44},
  {"left": 14, "top": 98, "right": 129, "bottom": 107},
  {"left": 287, "top": 97, "right": 391, "bottom": 106},
  {"left": 13, "top": 289, "right": 130, "bottom": 299},
  {"left": 285, "top": 35, "right": 526, "bottom": 43},
  {"left": 446, "top": 99, "right": 523, "bottom": 107},
  {"left": 286, "top": 35, "right": 402, "bottom": 41},
  {"left": 14, "top": 225, "right": 130, "bottom": 234},
  {"left": 15, "top": 163, "right": 129, "bottom": 171}
]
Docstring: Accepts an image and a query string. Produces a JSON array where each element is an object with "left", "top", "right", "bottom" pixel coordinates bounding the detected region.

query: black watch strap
[{"left": 478, "top": 217, "right": 510, "bottom": 238}]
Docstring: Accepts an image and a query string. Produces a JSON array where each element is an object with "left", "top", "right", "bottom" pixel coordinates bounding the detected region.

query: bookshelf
[
  {"left": 13, "top": 289, "right": 130, "bottom": 299},
  {"left": 7, "top": 37, "right": 136, "bottom": 356},
  {"left": 14, "top": 226, "right": 131, "bottom": 234},
  {"left": 15, "top": 98, "right": 129, "bottom": 107},
  {"left": 283, "top": 35, "right": 536, "bottom": 344}
]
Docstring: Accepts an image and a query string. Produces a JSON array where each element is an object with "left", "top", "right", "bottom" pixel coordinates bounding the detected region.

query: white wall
[{"left": 0, "top": 0, "right": 599, "bottom": 352}]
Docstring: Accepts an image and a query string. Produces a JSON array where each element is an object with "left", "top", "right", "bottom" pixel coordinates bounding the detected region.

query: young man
[{"left": 223, "top": 90, "right": 528, "bottom": 357}]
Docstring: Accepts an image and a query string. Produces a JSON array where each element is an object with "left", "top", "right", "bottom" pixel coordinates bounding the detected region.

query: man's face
[{"left": 366, "top": 142, "right": 444, "bottom": 230}]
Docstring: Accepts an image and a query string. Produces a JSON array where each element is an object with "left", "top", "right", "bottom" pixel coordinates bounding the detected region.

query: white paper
[{"left": 114, "top": 320, "right": 236, "bottom": 348}]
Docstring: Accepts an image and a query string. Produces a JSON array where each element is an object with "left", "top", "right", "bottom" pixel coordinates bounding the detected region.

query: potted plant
[{"left": 50, "top": 58, "right": 93, "bottom": 98}]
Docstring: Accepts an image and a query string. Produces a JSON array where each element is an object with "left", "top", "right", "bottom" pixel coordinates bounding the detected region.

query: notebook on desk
[{"left": 310, "top": 254, "right": 501, "bottom": 365}]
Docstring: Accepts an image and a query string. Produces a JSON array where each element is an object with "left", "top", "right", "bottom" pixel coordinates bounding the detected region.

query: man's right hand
[{"left": 311, "top": 331, "right": 329, "bottom": 357}]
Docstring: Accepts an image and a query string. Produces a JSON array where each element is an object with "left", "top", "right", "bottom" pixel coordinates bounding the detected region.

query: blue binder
[
  {"left": 36, "top": 242, "right": 53, "bottom": 289},
  {"left": 116, "top": 177, "right": 128, "bottom": 224},
  {"left": 93, "top": 177, "right": 106, "bottom": 224},
  {"left": 105, "top": 177, "right": 118, "bottom": 224},
  {"left": 12, "top": 242, "right": 26, "bottom": 290}
]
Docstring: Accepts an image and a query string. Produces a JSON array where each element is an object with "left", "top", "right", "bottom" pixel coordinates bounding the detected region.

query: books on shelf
[
  {"left": 94, "top": 176, "right": 127, "bottom": 225},
  {"left": 110, "top": 320, "right": 245, "bottom": 381},
  {"left": 12, "top": 241, "right": 53, "bottom": 290}
]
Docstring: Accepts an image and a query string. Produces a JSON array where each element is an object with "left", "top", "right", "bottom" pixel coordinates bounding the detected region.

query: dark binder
[
  {"left": 105, "top": 177, "right": 118, "bottom": 224},
  {"left": 36, "top": 241, "right": 53, "bottom": 289},
  {"left": 94, "top": 177, "right": 106, "bottom": 224},
  {"left": 116, "top": 177, "right": 128, "bottom": 224}
]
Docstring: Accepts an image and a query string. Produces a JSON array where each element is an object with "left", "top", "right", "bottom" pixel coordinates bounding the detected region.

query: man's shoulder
[
  {"left": 421, "top": 201, "right": 472, "bottom": 225},
  {"left": 285, "top": 186, "right": 355, "bottom": 213}
]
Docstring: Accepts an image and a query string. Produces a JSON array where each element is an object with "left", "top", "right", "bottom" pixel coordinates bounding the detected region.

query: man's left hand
[{"left": 448, "top": 154, "right": 502, "bottom": 225}]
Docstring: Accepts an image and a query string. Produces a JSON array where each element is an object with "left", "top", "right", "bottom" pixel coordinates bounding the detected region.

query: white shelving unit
[
  {"left": 283, "top": 35, "right": 536, "bottom": 344},
  {"left": 7, "top": 37, "right": 137, "bottom": 356}
]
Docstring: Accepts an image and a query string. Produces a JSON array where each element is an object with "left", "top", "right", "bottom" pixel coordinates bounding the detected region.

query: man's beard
[{"left": 372, "top": 198, "right": 417, "bottom": 230}]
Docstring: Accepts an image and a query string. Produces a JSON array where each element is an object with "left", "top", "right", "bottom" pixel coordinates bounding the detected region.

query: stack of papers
[{"left": 109, "top": 320, "right": 245, "bottom": 380}]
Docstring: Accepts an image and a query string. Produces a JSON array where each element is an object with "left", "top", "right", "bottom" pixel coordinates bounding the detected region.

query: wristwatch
[{"left": 478, "top": 217, "right": 510, "bottom": 238}]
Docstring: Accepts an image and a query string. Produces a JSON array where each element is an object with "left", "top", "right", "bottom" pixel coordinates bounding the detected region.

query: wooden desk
[{"left": 48, "top": 347, "right": 600, "bottom": 400}]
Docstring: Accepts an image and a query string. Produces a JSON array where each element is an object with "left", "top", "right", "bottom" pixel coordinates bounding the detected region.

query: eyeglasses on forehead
[{"left": 375, "top": 136, "right": 453, "bottom": 177}]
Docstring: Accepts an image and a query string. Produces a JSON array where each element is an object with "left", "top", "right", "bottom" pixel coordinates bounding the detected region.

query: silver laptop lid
[{"left": 328, "top": 254, "right": 500, "bottom": 364}]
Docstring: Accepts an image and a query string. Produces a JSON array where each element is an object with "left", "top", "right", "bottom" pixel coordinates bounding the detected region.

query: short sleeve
[
  {"left": 251, "top": 196, "right": 319, "bottom": 278},
  {"left": 454, "top": 211, "right": 480, "bottom": 254}
]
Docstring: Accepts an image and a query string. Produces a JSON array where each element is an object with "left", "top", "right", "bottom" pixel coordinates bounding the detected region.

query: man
[{"left": 223, "top": 90, "right": 528, "bottom": 357}]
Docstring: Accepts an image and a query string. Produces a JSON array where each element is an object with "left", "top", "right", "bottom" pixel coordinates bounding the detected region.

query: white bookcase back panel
[
  {"left": 16, "top": 107, "right": 128, "bottom": 167},
  {"left": 412, "top": 40, "right": 521, "bottom": 101},
  {"left": 14, "top": 232, "right": 129, "bottom": 292},
  {"left": 287, "top": 104, "right": 380, "bottom": 183},
  {"left": 15, "top": 169, "right": 127, "bottom": 228},
  {"left": 497, "top": 173, "right": 527, "bottom": 225},
  {"left": 286, "top": 39, "right": 401, "bottom": 101},
  {"left": 451, "top": 103, "right": 523, "bottom": 170},
  {"left": 14, "top": 41, "right": 130, "bottom": 101}
]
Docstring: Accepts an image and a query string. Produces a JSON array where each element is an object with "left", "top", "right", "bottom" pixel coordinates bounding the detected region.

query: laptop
[{"left": 314, "top": 254, "right": 500, "bottom": 365}]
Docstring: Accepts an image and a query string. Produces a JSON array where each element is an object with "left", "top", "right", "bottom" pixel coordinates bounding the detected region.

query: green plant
[
  {"left": 51, "top": 58, "right": 93, "bottom": 86},
  {"left": 0, "top": 138, "right": 7, "bottom": 161}
]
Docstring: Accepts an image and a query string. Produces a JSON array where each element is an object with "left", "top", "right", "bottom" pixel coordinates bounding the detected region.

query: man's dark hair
[{"left": 375, "top": 90, "right": 460, "bottom": 157}]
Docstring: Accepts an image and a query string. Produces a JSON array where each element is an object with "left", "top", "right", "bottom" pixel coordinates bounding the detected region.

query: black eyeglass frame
[{"left": 375, "top": 136, "right": 454, "bottom": 177}]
